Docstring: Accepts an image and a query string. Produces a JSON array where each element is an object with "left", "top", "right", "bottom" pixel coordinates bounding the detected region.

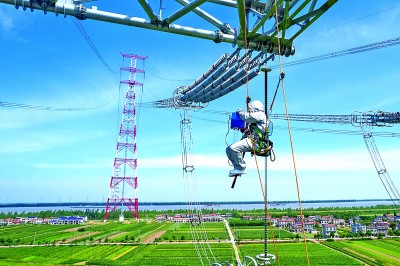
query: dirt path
[
  {"left": 143, "top": 230, "right": 166, "bottom": 243},
  {"left": 62, "top": 226, "right": 90, "bottom": 233},
  {"left": 62, "top": 232, "right": 99, "bottom": 243}
]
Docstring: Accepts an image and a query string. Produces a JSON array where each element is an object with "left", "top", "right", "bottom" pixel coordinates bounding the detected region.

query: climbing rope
[{"left": 271, "top": 1, "right": 310, "bottom": 264}]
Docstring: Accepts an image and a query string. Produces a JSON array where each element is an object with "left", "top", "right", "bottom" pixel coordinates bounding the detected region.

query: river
[{"left": 0, "top": 200, "right": 395, "bottom": 214}]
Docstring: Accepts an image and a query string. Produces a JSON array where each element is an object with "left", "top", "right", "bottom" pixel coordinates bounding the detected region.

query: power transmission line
[
  {"left": 0, "top": 94, "right": 115, "bottom": 111},
  {"left": 70, "top": 17, "right": 118, "bottom": 74},
  {"left": 271, "top": 36, "right": 400, "bottom": 69}
]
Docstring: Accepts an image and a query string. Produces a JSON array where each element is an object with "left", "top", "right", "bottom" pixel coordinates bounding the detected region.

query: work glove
[{"left": 236, "top": 108, "right": 243, "bottom": 113}]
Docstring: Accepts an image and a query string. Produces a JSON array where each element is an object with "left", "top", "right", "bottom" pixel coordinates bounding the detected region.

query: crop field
[
  {"left": 231, "top": 226, "right": 295, "bottom": 240},
  {"left": 161, "top": 222, "right": 229, "bottom": 241},
  {"left": 0, "top": 221, "right": 399, "bottom": 265},
  {"left": 0, "top": 221, "right": 168, "bottom": 245},
  {"left": 157, "top": 222, "right": 295, "bottom": 242},
  {"left": 239, "top": 242, "right": 364, "bottom": 265},
  {"left": 323, "top": 238, "right": 400, "bottom": 266},
  {"left": 0, "top": 241, "right": 371, "bottom": 265},
  {"left": 0, "top": 243, "right": 234, "bottom": 265}
]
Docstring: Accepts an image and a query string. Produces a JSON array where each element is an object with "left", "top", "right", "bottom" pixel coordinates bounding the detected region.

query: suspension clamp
[
  {"left": 184, "top": 166, "right": 195, "bottom": 172},
  {"left": 221, "top": 23, "right": 232, "bottom": 34}
]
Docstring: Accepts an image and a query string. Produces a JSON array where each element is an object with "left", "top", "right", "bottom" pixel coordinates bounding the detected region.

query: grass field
[
  {"left": 0, "top": 221, "right": 399, "bottom": 265},
  {"left": 322, "top": 238, "right": 400, "bottom": 266},
  {"left": 0, "top": 241, "right": 372, "bottom": 265}
]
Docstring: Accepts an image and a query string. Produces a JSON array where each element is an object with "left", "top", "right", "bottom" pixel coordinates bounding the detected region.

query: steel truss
[
  {"left": 104, "top": 53, "right": 147, "bottom": 221},
  {"left": 1, "top": 0, "right": 337, "bottom": 52}
]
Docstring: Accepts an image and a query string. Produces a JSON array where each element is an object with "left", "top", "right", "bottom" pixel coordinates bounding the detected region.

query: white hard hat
[{"left": 249, "top": 100, "right": 264, "bottom": 112}]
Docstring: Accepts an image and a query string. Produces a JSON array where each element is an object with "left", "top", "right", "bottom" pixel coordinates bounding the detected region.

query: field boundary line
[
  {"left": 112, "top": 246, "right": 137, "bottom": 260},
  {"left": 319, "top": 241, "right": 370, "bottom": 266},
  {"left": 352, "top": 244, "right": 400, "bottom": 262}
]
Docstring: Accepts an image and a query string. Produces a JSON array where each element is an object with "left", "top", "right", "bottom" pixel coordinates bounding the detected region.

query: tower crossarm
[{"left": 2, "top": 0, "right": 337, "bottom": 52}]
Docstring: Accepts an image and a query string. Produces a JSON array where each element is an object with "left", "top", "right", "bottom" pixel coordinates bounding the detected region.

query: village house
[
  {"left": 320, "top": 216, "right": 330, "bottom": 225},
  {"left": 16, "top": 217, "right": 29, "bottom": 224},
  {"left": 290, "top": 222, "right": 302, "bottom": 233},
  {"left": 307, "top": 216, "right": 316, "bottom": 222},
  {"left": 351, "top": 223, "right": 366, "bottom": 234},
  {"left": 289, "top": 221, "right": 315, "bottom": 233},
  {"left": 374, "top": 216, "right": 384, "bottom": 223},
  {"left": 49, "top": 216, "right": 86, "bottom": 225},
  {"left": 322, "top": 224, "right": 336, "bottom": 238},
  {"left": 347, "top": 218, "right": 354, "bottom": 226},
  {"left": 170, "top": 213, "right": 223, "bottom": 223},
  {"left": 366, "top": 225, "right": 378, "bottom": 235},
  {"left": 384, "top": 214, "right": 394, "bottom": 222},
  {"left": 270, "top": 217, "right": 279, "bottom": 226},
  {"left": 332, "top": 218, "right": 345, "bottom": 226},
  {"left": 155, "top": 215, "right": 167, "bottom": 222},
  {"left": 304, "top": 222, "right": 315, "bottom": 232},
  {"left": 202, "top": 213, "right": 222, "bottom": 222},
  {"left": 375, "top": 222, "right": 389, "bottom": 236},
  {"left": 277, "top": 217, "right": 296, "bottom": 228}
]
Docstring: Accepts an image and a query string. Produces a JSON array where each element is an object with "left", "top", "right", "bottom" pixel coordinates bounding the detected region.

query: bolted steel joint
[
  {"left": 221, "top": 23, "right": 232, "bottom": 34},
  {"left": 213, "top": 30, "right": 223, "bottom": 43},
  {"left": 74, "top": 4, "right": 87, "bottom": 20}
]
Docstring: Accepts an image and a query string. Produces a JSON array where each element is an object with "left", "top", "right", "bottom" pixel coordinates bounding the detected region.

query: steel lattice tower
[{"left": 104, "top": 53, "right": 147, "bottom": 222}]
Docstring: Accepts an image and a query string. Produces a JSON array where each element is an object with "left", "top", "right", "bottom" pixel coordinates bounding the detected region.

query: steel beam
[
  {"left": 1, "top": 0, "right": 269, "bottom": 50},
  {"left": 176, "top": 0, "right": 234, "bottom": 34},
  {"left": 164, "top": 0, "right": 207, "bottom": 26},
  {"left": 237, "top": 0, "right": 247, "bottom": 36},
  {"left": 0, "top": 0, "right": 337, "bottom": 53},
  {"left": 138, "top": 0, "right": 159, "bottom": 22},
  {"left": 207, "top": 0, "right": 237, "bottom": 8}
]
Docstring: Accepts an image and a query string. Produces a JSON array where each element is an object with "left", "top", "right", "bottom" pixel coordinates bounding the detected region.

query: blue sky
[{"left": 1, "top": 1, "right": 400, "bottom": 204}]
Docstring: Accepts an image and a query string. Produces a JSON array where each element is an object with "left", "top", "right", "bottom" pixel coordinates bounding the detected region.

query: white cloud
[
  {"left": 33, "top": 161, "right": 110, "bottom": 169},
  {"left": 0, "top": 128, "right": 107, "bottom": 154},
  {"left": 137, "top": 148, "right": 400, "bottom": 174}
]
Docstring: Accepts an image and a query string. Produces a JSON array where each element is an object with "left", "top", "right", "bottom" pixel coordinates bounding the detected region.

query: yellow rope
[{"left": 272, "top": 0, "right": 310, "bottom": 265}]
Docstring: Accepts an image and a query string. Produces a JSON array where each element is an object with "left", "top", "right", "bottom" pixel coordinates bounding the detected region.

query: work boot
[{"left": 229, "top": 168, "right": 246, "bottom": 177}]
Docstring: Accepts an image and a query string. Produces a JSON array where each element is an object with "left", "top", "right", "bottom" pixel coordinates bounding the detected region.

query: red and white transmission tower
[{"left": 104, "top": 53, "right": 147, "bottom": 222}]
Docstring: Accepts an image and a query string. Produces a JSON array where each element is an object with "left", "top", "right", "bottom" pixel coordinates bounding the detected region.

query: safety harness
[{"left": 250, "top": 124, "right": 275, "bottom": 160}]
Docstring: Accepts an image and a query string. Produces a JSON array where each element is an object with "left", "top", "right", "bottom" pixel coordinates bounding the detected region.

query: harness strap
[{"left": 251, "top": 126, "right": 267, "bottom": 153}]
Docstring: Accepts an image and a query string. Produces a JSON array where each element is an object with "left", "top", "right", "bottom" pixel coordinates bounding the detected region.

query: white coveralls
[{"left": 226, "top": 104, "right": 267, "bottom": 175}]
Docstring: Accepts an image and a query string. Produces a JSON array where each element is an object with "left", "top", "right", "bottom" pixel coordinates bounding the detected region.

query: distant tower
[{"left": 104, "top": 53, "right": 147, "bottom": 222}]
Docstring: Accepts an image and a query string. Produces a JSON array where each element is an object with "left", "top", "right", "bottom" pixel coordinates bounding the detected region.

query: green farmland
[
  {"left": 0, "top": 220, "right": 399, "bottom": 265},
  {"left": 323, "top": 238, "right": 400, "bottom": 266}
]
